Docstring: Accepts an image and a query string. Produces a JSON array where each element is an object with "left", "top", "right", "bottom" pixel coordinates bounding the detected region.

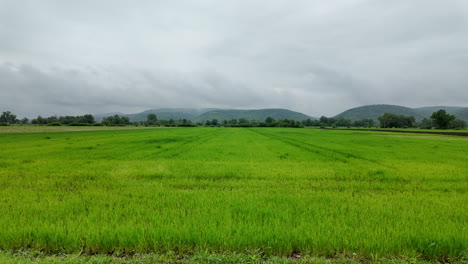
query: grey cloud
[
  {"left": 1, "top": 0, "right": 468, "bottom": 117},
  {"left": 0, "top": 63, "right": 273, "bottom": 118}
]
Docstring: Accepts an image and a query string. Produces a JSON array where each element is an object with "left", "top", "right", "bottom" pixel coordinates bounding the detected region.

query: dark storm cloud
[
  {"left": 1, "top": 0, "right": 467, "bottom": 117},
  {"left": 0, "top": 62, "right": 268, "bottom": 117}
]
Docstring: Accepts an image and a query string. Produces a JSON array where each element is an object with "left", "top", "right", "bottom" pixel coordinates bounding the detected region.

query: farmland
[{"left": 0, "top": 127, "right": 466, "bottom": 262}]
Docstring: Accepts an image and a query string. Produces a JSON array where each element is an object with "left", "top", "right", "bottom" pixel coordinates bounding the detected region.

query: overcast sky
[{"left": 1, "top": 0, "right": 468, "bottom": 118}]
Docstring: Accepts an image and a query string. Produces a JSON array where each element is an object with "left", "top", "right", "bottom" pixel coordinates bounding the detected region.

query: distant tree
[
  {"left": 205, "top": 120, "right": 211, "bottom": 126},
  {"left": 211, "top": 119, "right": 218, "bottom": 126},
  {"left": 449, "top": 119, "right": 466, "bottom": 129},
  {"left": 419, "top": 118, "right": 433, "bottom": 129},
  {"left": 230, "top": 119, "right": 238, "bottom": 125},
  {"left": 250, "top": 120, "right": 259, "bottom": 126},
  {"left": 47, "top": 116, "right": 58, "bottom": 124},
  {"left": 353, "top": 118, "right": 374, "bottom": 128},
  {"left": 319, "top": 116, "right": 329, "bottom": 125},
  {"left": 121, "top": 116, "right": 130, "bottom": 125},
  {"left": 328, "top": 118, "right": 338, "bottom": 126},
  {"left": 238, "top": 118, "right": 248, "bottom": 124},
  {"left": 302, "top": 118, "right": 313, "bottom": 126},
  {"left": 32, "top": 115, "right": 46, "bottom": 125},
  {"left": 378, "top": 113, "right": 415, "bottom": 128},
  {"left": 334, "top": 118, "right": 352, "bottom": 127},
  {"left": 146, "top": 113, "right": 158, "bottom": 125},
  {"left": 265, "top": 116, "right": 276, "bottom": 123},
  {"left": 0, "top": 111, "right": 18, "bottom": 124},
  {"left": 20, "top": 117, "right": 29, "bottom": 125},
  {"left": 58, "top": 116, "right": 73, "bottom": 124},
  {"left": 111, "top": 115, "right": 122, "bottom": 125},
  {"left": 81, "top": 114, "right": 95, "bottom": 124},
  {"left": 102, "top": 114, "right": 130, "bottom": 126},
  {"left": 431, "top": 109, "right": 455, "bottom": 129}
]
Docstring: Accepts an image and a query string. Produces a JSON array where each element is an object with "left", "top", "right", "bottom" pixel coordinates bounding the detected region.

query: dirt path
[{"left": 325, "top": 128, "right": 468, "bottom": 137}]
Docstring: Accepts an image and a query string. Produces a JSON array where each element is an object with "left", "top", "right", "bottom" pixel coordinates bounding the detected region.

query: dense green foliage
[
  {"left": 431, "top": 110, "right": 455, "bottom": 129},
  {"left": 95, "top": 108, "right": 312, "bottom": 123},
  {"left": 118, "top": 108, "right": 216, "bottom": 122},
  {"left": 335, "top": 104, "right": 468, "bottom": 122},
  {"left": 378, "top": 113, "right": 416, "bottom": 128},
  {"left": 146, "top": 114, "right": 158, "bottom": 125},
  {"left": 449, "top": 118, "right": 467, "bottom": 130},
  {"left": 335, "top": 105, "right": 425, "bottom": 121},
  {"left": 31, "top": 115, "right": 95, "bottom": 125},
  {"left": 217, "top": 117, "right": 304, "bottom": 128},
  {"left": 194, "top": 109, "right": 313, "bottom": 122},
  {"left": 415, "top": 106, "right": 468, "bottom": 121},
  {"left": 3, "top": 108, "right": 466, "bottom": 130},
  {"left": 102, "top": 115, "right": 131, "bottom": 126},
  {"left": 0, "top": 111, "right": 18, "bottom": 124},
  {"left": 375, "top": 111, "right": 464, "bottom": 129},
  {"left": 0, "top": 127, "right": 466, "bottom": 261},
  {"left": 308, "top": 116, "right": 375, "bottom": 128}
]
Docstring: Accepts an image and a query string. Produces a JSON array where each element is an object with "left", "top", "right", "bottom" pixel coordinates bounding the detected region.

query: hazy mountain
[
  {"left": 413, "top": 106, "right": 466, "bottom": 117},
  {"left": 95, "top": 108, "right": 218, "bottom": 122},
  {"left": 335, "top": 104, "right": 468, "bottom": 121},
  {"left": 126, "top": 108, "right": 218, "bottom": 122},
  {"left": 96, "top": 108, "right": 314, "bottom": 122},
  {"left": 94, "top": 112, "right": 126, "bottom": 122},
  {"left": 451, "top": 108, "right": 468, "bottom": 121},
  {"left": 194, "top": 109, "right": 314, "bottom": 122},
  {"left": 95, "top": 105, "right": 467, "bottom": 123}
]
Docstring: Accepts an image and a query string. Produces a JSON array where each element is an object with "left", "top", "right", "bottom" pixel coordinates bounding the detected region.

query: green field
[{"left": 0, "top": 127, "right": 466, "bottom": 262}]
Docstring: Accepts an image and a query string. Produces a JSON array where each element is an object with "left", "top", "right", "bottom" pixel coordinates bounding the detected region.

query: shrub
[
  {"left": 48, "top": 122, "right": 61, "bottom": 126},
  {"left": 177, "top": 123, "right": 197, "bottom": 127},
  {"left": 69, "top": 123, "right": 91, "bottom": 126}
]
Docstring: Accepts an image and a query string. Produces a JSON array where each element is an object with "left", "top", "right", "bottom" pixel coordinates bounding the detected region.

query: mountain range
[
  {"left": 334, "top": 105, "right": 468, "bottom": 121},
  {"left": 95, "top": 105, "right": 468, "bottom": 123},
  {"left": 95, "top": 108, "right": 313, "bottom": 122}
]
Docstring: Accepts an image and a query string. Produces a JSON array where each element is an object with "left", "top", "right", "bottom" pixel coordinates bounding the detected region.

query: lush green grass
[
  {"left": 0, "top": 125, "right": 153, "bottom": 133},
  {"left": 313, "top": 127, "right": 468, "bottom": 133},
  {"left": 0, "top": 127, "right": 466, "bottom": 262}
]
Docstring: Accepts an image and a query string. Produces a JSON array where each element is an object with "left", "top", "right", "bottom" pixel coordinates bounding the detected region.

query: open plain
[{"left": 0, "top": 127, "right": 466, "bottom": 263}]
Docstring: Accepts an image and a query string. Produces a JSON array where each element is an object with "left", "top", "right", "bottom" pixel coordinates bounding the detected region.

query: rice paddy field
[{"left": 0, "top": 127, "right": 466, "bottom": 263}]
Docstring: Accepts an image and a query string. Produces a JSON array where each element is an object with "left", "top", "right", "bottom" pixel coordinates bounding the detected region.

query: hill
[
  {"left": 94, "top": 112, "right": 125, "bottom": 122},
  {"left": 335, "top": 104, "right": 468, "bottom": 121},
  {"left": 126, "top": 108, "right": 218, "bottom": 122},
  {"left": 452, "top": 108, "right": 468, "bottom": 121},
  {"left": 335, "top": 105, "right": 425, "bottom": 121},
  {"left": 414, "top": 106, "right": 467, "bottom": 118},
  {"left": 194, "top": 109, "right": 314, "bottom": 122},
  {"left": 95, "top": 108, "right": 218, "bottom": 122},
  {"left": 95, "top": 108, "right": 314, "bottom": 122}
]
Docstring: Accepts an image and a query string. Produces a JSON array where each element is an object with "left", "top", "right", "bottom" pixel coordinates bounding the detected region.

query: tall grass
[{"left": 0, "top": 127, "right": 466, "bottom": 261}]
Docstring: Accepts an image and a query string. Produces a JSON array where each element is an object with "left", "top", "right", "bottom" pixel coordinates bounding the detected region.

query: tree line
[
  {"left": 140, "top": 115, "right": 304, "bottom": 128},
  {"left": 31, "top": 115, "right": 96, "bottom": 125},
  {"left": 1, "top": 109, "right": 466, "bottom": 129},
  {"left": 377, "top": 110, "right": 465, "bottom": 129},
  {"left": 305, "top": 116, "right": 375, "bottom": 128}
]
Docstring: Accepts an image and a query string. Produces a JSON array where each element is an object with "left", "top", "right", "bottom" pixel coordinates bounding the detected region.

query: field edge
[{"left": 1, "top": 250, "right": 464, "bottom": 264}]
